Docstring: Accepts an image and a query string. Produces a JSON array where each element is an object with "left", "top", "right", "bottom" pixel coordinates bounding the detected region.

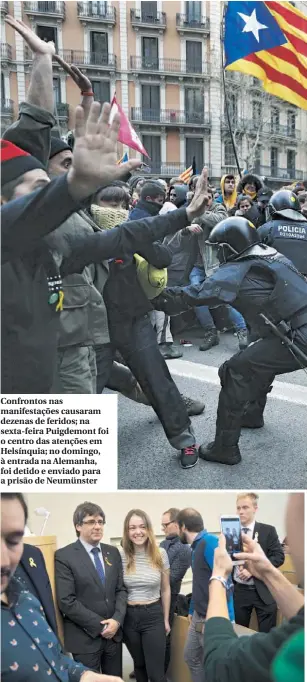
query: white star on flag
[{"left": 237, "top": 8, "right": 268, "bottom": 42}]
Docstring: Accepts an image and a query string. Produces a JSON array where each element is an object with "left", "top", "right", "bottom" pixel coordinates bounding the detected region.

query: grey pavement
[{"left": 117, "top": 328, "right": 307, "bottom": 491}]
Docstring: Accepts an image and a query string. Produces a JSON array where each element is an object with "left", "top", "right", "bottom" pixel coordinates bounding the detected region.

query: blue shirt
[
  {"left": 189, "top": 530, "right": 234, "bottom": 621},
  {"left": 1, "top": 580, "right": 88, "bottom": 681}
]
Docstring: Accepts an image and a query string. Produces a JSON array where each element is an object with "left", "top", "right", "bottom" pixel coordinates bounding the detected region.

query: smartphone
[{"left": 220, "top": 515, "right": 244, "bottom": 565}]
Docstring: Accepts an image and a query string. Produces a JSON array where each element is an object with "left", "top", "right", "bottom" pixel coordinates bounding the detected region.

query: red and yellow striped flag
[
  {"left": 226, "top": 1, "right": 307, "bottom": 110},
  {"left": 178, "top": 165, "right": 193, "bottom": 183}
]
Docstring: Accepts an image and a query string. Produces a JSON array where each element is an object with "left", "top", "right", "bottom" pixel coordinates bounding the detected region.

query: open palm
[
  {"left": 70, "top": 102, "right": 140, "bottom": 194},
  {"left": 5, "top": 15, "right": 55, "bottom": 55}
]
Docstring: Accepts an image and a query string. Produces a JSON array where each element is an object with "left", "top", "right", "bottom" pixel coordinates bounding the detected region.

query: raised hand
[
  {"left": 186, "top": 167, "right": 210, "bottom": 221},
  {"left": 5, "top": 14, "right": 55, "bottom": 56},
  {"left": 53, "top": 55, "right": 92, "bottom": 93},
  {"left": 67, "top": 101, "right": 140, "bottom": 200}
]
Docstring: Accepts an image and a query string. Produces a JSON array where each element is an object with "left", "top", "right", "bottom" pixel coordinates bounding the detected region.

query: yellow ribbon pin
[{"left": 29, "top": 558, "right": 37, "bottom": 568}]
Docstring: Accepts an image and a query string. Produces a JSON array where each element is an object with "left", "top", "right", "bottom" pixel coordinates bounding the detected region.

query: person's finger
[
  {"left": 96, "top": 102, "right": 112, "bottom": 138},
  {"left": 233, "top": 552, "right": 255, "bottom": 561},
  {"left": 85, "top": 101, "right": 102, "bottom": 136},
  {"left": 117, "top": 159, "right": 141, "bottom": 177},
  {"left": 240, "top": 533, "right": 255, "bottom": 548},
  {"left": 71, "top": 64, "right": 85, "bottom": 78},
  {"left": 74, "top": 105, "right": 86, "bottom": 139},
  {"left": 107, "top": 110, "right": 121, "bottom": 144},
  {"left": 53, "top": 54, "right": 75, "bottom": 78}
]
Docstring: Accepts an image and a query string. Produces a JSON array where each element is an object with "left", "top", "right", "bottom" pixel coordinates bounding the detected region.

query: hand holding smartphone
[{"left": 220, "top": 515, "right": 245, "bottom": 565}]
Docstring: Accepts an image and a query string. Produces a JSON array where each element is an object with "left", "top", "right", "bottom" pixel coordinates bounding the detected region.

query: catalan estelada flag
[
  {"left": 178, "top": 165, "right": 193, "bottom": 183},
  {"left": 116, "top": 152, "right": 129, "bottom": 165},
  {"left": 224, "top": 1, "right": 307, "bottom": 110}
]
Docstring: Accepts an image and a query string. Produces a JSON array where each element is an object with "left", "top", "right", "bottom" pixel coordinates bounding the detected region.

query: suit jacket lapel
[{"left": 75, "top": 540, "right": 105, "bottom": 592}]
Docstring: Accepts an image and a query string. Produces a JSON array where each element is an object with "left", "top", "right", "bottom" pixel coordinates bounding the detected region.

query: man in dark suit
[
  {"left": 233, "top": 493, "right": 285, "bottom": 632},
  {"left": 15, "top": 542, "right": 57, "bottom": 634},
  {"left": 55, "top": 501, "right": 127, "bottom": 675}
]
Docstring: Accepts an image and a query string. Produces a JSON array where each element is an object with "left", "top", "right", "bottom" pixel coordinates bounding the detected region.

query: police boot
[{"left": 199, "top": 432, "right": 241, "bottom": 465}]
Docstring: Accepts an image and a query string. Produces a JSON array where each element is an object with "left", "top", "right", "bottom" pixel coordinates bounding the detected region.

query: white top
[
  {"left": 119, "top": 547, "right": 169, "bottom": 602},
  {"left": 79, "top": 538, "right": 105, "bottom": 572}
]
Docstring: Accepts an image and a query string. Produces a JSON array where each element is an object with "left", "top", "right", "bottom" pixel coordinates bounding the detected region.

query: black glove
[{"left": 154, "top": 287, "right": 191, "bottom": 316}]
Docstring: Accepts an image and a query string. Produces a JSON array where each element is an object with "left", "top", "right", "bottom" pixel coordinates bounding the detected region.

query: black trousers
[
  {"left": 124, "top": 601, "right": 166, "bottom": 682},
  {"left": 73, "top": 639, "right": 122, "bottom": 675},
  {"left": 214, "top": 331, "right": 307, "bottom": 447},
  {"left": 164, "top": 593, "right": 178, "bottom": 673},
  {"left": 234, "top": 583, "right": 277, "bottom": 633},
  {"left": 98, "top": 314, "right": 195, "bottom": 449},
  {"left": 95, "top": 343, "right": 137, "bottom": 395}
]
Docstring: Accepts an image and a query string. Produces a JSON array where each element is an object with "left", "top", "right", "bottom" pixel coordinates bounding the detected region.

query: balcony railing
[
  {"left": 176, "top": 13, "right": 210, "bottom": 32},
  {"left": 130, "top": 8, "right": 166, "bottom": 29},
  {"left": 24, "top": 1, "right": 65, "bottom": 17},
  {"left": 0, "top": 43, "right": 12, "bottom": 61},
  {"left": 131, "top": 107, "right": 210, "bottom": 126},
  {"left": 259, "top": 165, "right": 303, "bottom": 180},
  {"left": 77, "top": 2, "right": 116, "bottom": 23},
  {"left": 1, "top": 98, "right": 14, "bottom": 115},
  {"left": 0, "top": 1, "right": 9, "bottom": 14},
  {"left": 25, "top": 48, "right": 117, "bottom": 69},
  {"left": 146, "top": 162, "right": 210, "bottom": 176},
  {"left": 267, "top": 123, "right": 301, "bottom": 140},
  {"left": 130, "top": 56, "right": 209, "bottom": 76},
  {"left": 56, "top": 102, "right": 69, "bottom": 118}
]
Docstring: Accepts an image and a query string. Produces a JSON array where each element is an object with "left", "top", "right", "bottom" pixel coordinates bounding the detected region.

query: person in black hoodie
[
  {"left": 169, "top": 183, "right": 189, "bottom": 208},
  {"left": 129, "top": 181, "right": 166, "bottom": 220}
]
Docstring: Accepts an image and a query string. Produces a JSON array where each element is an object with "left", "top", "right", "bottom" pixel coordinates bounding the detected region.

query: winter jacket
[
  {"left": 160, "top": 534, "right": 191, "bottom": 596},
  {"left": 4, "top": 103, "right": 111, "bottom": 350},
  {"left": 170, "top": 184, "right": 189, "bottom": 208},
  {"left": 193, "top": 202, "right": 228, "bottom": 272}
]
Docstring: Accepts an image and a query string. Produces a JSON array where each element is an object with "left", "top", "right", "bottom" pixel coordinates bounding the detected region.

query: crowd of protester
[
  {"left": 1, "top": 492, "right": 304, "bottom": 682},
  {"left": 1, "top": 15, "right": 307, "bottom": 471}
]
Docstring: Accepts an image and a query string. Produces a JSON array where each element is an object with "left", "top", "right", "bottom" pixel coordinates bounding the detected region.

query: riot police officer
[
  {"left": 258, "top": 190, "right": 307, "bottom": 275},
  {"left": 154, "top": 217, "right": 307, "bottom": 465}
]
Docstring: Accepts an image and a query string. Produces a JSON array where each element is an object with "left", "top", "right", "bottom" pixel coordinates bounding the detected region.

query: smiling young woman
[{"left": 119, "top": 510, "right": 171, "bottom": 682}]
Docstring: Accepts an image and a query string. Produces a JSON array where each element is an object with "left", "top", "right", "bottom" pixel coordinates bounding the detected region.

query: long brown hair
[{"left": 122, "top": 509, "right": 163, "bottom": 573}]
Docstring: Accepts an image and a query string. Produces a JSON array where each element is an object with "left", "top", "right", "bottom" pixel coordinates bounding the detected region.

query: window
[
  {"left": 185, "top": 1, "right": 202, "bottom": 22},
  {"left": 224, "top": 140, "right": 236, "bottom": 166},
  {"left": 287, "top": 149, "right": 296, "bottom": 175},
  {"left": 141, "top": 37, "right": 159, "bottom": 69},
  {"left": 186, "top": 137, "right": 203, "bottom": 172},
  {"left": 141, "top": 1, "right": 157, "bottom": 21},
  {"left": 142, "top": 85, "right": 160, "bottom": 121},
  {"left": 36, "top": 25, "right": 58, "bottom": 50},
  {"left": 252, "top": 101, "right": 262, "bottom": 125},
  {"left": 271, "top": 107, "right": 280, "bottom": 132},
  {"left": 185, "top": 87, "right": 204, "bottom": 123},
  {"left": 142, "top": 135, "right": 161, "bottom": 172},
  {"left": 90, "top": 31, "right": 108, "bottom": 61},
  {"left": 92, "top": 80, "right": 110, "bottom": 103},
  {"left": 270, "top": 147, "right": 278, "bottom": 174},
  {"left": 186, "top": 41, "right": 202, "bottom": 73},
  {"left": 90, "top": 1, "right": 108, "bottom": 16},
  {"left": 53, "top": 77, "right": 61, "bottom": 104},
  {"left": 1, "top": 73, "right": 5, "bottom": 102},
  {"left": 287, "top": 110, "right": 296, "bottom": 138},
  {"left": 225, "top": 93, "right": 238, "bottom": 125}
]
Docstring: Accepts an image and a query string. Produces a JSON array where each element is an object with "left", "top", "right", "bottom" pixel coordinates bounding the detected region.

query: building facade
[{"left": 1, "top": 0, "right": 307, "bottom": 184}]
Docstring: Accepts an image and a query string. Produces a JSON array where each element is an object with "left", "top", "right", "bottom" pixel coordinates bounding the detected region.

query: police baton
[{"left": 259, "top": 313, "right": 307, "bottom": 365}]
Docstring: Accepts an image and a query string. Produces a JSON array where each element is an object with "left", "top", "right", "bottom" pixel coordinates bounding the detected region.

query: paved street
[{"left": 117, "top": 327, "right": 307, "bottom": 490}]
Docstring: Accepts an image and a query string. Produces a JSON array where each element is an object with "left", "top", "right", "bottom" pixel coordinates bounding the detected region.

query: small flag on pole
[
  {"left": 117, "top": 152, "right": 129, "bottom": 165},
  {"left": 110, "top": 95, "right": 149, "bottom": 156},
  {"left": 178, "top": 165, "right": 193, "bottom": 183}
]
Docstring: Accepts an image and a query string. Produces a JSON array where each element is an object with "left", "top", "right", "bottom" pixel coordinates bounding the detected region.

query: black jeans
[
  {"left": 124, "top": 601, "right": 166, "bottom": 682},
  {"left": 74, "top": 639, "right": 122, "bottom": 675},
  {"left": 234, "top": 583, "right": 277, "bottom": 633}
]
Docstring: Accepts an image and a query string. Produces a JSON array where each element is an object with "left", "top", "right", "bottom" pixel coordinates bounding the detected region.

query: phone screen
[{"left": 220, "top": 516, "right": 243, "bottom": 560}]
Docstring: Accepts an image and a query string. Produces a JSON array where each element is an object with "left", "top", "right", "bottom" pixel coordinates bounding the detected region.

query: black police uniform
[
  {"left": 155, "top": 245, "right": 307, "bottom": 464},
  {"left": 258, "top": 217, "right": 307, "bottom": 275}
]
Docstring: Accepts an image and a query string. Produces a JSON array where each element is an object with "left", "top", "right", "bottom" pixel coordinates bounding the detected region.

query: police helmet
[
  {"left": 267, "top": 190, "right": 301, "bottom": 221},
  {"left": 207, "top": 217, "right": 259, "bottom": 264}
]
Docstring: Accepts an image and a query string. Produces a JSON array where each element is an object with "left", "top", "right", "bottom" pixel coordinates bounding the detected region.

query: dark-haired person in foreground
[
  {"left": 203, "top": 493, "right": 304, "bottom": 682},
  {"left": 1, "top": 493, "right": 124, "bottom": 682},
  {"left": 55, "top": 502, "right": 126, "bottom": 676}
]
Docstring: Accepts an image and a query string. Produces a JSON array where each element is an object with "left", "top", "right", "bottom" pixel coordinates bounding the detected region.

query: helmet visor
[{"left": 203, "top": 242, "right": 221, "bottom": 277}]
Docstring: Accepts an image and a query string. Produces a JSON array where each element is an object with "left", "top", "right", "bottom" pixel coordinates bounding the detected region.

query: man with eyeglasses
[
  {"left": 160, "top": 508, "right": 191, "bottom": 677},
  {"left": 55, "top": 502, "right": 127, "bottom": 676}
]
